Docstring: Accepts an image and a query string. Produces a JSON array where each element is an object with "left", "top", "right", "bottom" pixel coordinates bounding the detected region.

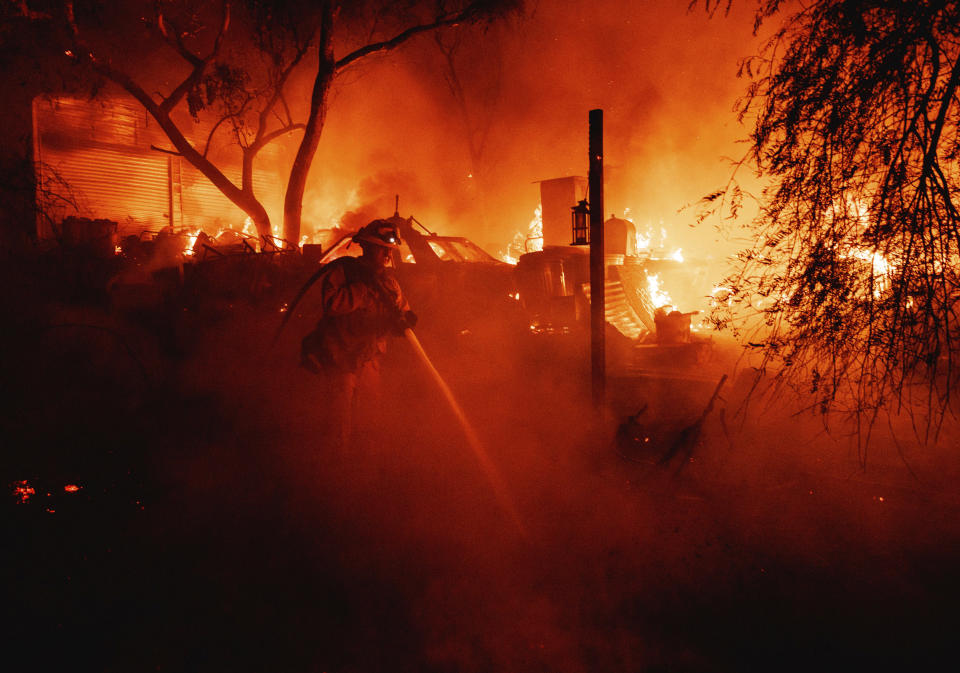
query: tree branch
[
  {"left": 157, "top": 1, "right": 231, "bottom": 115},
  {"left": 202, "top": 114, "right": 231, "bottom": 158},
  {"left": 149, "top": 144, "right": 181, "bottom": 156},
  {"left": 335, "top": 4, "right": 485, "bottom": 71},
  {"left": 253, "top": 39, "right": 311, "bottom": 148},
  {"left": 251, "top": 123, "right": 306, "bottom": 152}
]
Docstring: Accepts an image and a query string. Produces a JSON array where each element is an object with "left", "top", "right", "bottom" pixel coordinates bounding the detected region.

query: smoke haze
[
  {"left": 11, "top": 3, "right": 960, "bottom": 671},
  {"left": 285, "top": 0, "right": 762, "bottom": 256}
]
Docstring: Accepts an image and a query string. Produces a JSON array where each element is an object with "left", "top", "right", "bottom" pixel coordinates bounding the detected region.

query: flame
[
  {"left": 844, "top": 247, "right": 893, "bottom": 297},
  {"left": 529, "top": 205, "right": 543, "bottom": 244},
  {"left": 183, "top": 229, "right": 201, "bottom": 256},
  {"left": 846, "top": 247, "right": 890, "bottom": 275},
  {"left": 646, "top": 272, "right": 674, "bottom": 310},
  {"left": 635, "top": 228, "right": 651, "bottom": 252},
  {"left": 500, "top": 205, "right": 543, "bottom": 264},
  {"left": 501, "top": 203, "right": 704, "bottom": 316}
]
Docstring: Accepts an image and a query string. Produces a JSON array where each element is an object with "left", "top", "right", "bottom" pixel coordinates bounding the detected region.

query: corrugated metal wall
[
  {"left": 180, "top": 162, "right": 281, "bottom": 233},
  {"left": 34, "top": 96, "right": 283, "bottom": 239},
  {"left": 39, "top": 144, "right": 171, "bottom": 232}
]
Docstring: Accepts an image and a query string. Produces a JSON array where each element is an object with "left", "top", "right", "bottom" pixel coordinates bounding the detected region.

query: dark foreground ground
[{"left": 5, "top": 296, "right": 960, "bottom": 672}]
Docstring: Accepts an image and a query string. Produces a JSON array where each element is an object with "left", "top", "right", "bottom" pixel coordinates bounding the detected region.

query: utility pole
[{"left": 589, "top": 109, "right": 605, "bottom": 408}]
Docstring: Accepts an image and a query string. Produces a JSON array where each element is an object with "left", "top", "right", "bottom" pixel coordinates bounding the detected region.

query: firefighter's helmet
[{"left": 352, "top": 219, "right": 402, "bottom": 249}]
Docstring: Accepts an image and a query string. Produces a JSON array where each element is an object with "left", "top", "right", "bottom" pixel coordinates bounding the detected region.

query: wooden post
[{"left": 589, "top": 109, "right": 605, "bottom": 408}]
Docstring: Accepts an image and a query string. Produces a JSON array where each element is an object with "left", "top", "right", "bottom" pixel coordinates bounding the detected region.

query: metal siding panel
[
  {"left": 36, "top": 95, "right": 285, "bottom": 238},
  {"left": 180, "top": 163, "right": 283, "bottom": 233},
  {"left": 39, "top": 146, "right": 170, "bottom": 235},
  {"left": 180, "top": 164, "right": 244, "bottom": 231}
]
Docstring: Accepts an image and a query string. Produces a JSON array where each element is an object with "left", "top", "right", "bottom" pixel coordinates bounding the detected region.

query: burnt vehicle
[{"left": 307, "top": 213, "right": 524, "bottom": 350}]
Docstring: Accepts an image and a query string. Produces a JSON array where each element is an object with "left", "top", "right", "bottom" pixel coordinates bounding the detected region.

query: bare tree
[
  {"left": 12, "top": 0, "right": 521, "bottom": 245},
  {"left": 431, "top": 23, "right": 508, "bottom": 231},
  {"left": 702, "top": 0, "right": 960, "bottom": 438}
]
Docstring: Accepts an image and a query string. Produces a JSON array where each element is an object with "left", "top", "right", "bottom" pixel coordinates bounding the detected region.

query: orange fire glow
[
  {"left": 501, "top": 205, "right": 543, "bottom": 264},
  {"left": 184, "top": 230, "right": 201, "bottom": 256}
]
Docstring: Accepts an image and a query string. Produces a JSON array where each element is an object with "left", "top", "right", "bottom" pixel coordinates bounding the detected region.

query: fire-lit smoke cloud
[{"left": 279, "top": 0, "right": 763, "bottom": 257}]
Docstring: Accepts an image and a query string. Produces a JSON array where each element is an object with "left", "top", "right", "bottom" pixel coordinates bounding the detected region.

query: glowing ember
[
  {"left": 13, "top": 480, "right": 35, "bottom": 504},
  {"left": 64, "top": 484, "right": 81, "bottom": 493}
]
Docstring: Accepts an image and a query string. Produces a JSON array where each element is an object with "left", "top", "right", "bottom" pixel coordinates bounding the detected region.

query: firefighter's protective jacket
[{"left": 301, "top": 256, "right": 410, "bottom": 373}]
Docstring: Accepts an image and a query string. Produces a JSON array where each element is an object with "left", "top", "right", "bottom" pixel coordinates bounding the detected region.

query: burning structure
[
  {"left": 514, "top": 175, "right": 712, "bottom": 371},
  {"left": 33, "top": 95, "right": 284, "bottom": 241}
]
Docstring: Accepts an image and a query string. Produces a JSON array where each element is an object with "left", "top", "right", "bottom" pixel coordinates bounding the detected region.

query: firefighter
[{"left": 301, "top": 219, "right": 417, "bottom": 447}]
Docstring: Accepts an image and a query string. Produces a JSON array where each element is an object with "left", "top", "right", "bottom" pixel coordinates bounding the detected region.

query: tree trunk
[
  {"left": 241, "top": 147, "right": 272, "bottom": 244},
  {"left": 87, "top": 59, "right": 274, "bottom": 245},
  {"left": 282, "top": 1, "right": 335, "bottom": 248}
]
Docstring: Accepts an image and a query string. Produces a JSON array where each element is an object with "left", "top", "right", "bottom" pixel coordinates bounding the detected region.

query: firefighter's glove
[
  {"left": 390, "top": 309, "right": 418, "bottom": 335},
  {"left": 300, "top": 327, "right": 330, "bottom": 374}
]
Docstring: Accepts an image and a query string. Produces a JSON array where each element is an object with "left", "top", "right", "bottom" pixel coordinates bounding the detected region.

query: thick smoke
[{"left": 281, "top": 0, "right": 762, "bottom": 257}]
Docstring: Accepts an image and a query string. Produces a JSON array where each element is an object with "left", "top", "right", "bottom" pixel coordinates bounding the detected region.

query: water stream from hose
[{"left": 404, "top": 329, "right": 527, "bottom": 537}]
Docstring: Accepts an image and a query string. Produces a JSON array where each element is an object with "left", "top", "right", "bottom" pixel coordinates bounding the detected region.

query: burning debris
[
  {"left": 11, "top": 480, "right": 85, "bottom": 507},
  {"left": 509, "top": 178, "right": 717, "bottom": 369},
  {"left": 500, "top": 205, "right": 544, "bottom": 264},
  {"left": 12, "top": 480, "right": 36, "bottom": 504},
  {"left": 614, "top": 374, "right": 727, "bottom": 471}
]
